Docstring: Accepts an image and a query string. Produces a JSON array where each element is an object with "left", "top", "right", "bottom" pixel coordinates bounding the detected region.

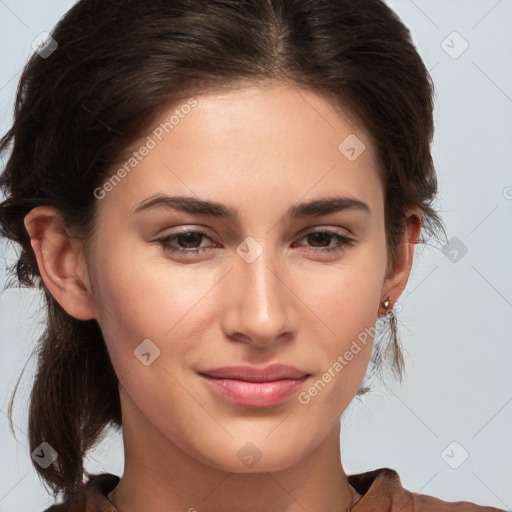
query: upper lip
[{"left": 199, "top": 364, "right": 309, "bottom": 382}]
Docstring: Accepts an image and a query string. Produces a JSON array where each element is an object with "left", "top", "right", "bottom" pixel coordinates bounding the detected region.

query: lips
[
  {"left": 199, "top": 364, "right": 310, "bottom": 408},
  {"left": 200, "top": 364, "right": 308, "bottom": 382}
]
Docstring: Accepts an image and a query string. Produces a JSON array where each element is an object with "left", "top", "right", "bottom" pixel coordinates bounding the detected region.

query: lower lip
[{"left": 201, "top": 375, "right": 310, "bottom": 408}]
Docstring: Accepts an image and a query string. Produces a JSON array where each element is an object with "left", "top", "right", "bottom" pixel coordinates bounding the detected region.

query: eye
[
  {"left": 155, "top": 228, "right": 355, "bottom": 257},
  {"left": 293, "top": 230, "right": 355, "bottom": 253},
  {"left": 156, "top": 229, "right": 214, "bottom": 256}
]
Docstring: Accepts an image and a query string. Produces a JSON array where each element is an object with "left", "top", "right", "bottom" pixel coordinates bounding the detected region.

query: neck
[{"left": 109, "top": 387, "right": 361, "bottom": 512}]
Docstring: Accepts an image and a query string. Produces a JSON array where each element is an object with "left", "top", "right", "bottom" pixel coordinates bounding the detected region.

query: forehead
[{"left": 95, "top": 82, "right": 383, "bottom": 221}]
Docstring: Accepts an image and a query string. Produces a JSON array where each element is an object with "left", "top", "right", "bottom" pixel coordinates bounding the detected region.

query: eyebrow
[{"left": 133, "top": 194, "right": 371, "bottom": 220}]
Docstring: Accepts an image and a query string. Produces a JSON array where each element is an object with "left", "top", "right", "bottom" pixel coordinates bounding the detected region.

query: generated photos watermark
[{"left": 93, "top": 98, "right": 198, "bottom": 200}]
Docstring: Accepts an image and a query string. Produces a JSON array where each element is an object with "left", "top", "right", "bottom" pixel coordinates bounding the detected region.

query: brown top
[{"left": 43, "top": 467, "right": 506, "bottom": 512}]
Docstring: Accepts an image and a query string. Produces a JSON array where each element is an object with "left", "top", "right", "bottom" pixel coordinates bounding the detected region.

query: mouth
[{"left": 198, "top": 364, "right": 311, "bottom": 408}]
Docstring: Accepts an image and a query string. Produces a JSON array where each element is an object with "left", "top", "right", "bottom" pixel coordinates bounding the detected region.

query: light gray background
[{"left": 1, "top": 1, "right": 511, "bottom": 510}]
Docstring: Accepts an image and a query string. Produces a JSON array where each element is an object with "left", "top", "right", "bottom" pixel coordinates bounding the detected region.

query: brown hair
[{"left": 0, "top": 0, "right": 445, "bottom": 500}]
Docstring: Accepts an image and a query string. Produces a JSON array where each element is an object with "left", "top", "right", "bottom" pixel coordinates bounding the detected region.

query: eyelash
[{"left": 155, "top": 229, "right": 355, "bottom": 257}]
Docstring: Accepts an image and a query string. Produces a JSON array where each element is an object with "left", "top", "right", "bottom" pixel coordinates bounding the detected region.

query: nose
[{"left": 220, "top": 242, "right": 299, "bottom": 349}]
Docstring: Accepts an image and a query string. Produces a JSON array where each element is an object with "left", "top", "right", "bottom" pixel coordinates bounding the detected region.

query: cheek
[
  {"left": 298, "top": 237, "right": 387, "bottom": 341},
  {"left": 291, "top": 240, "right": 386, "bottom": 406},
  {"left": 89, "top": 239, "right": 221, "bottom": 375}
]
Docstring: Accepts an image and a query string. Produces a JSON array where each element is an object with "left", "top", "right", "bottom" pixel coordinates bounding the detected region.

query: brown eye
[
  {"left": 157, "top": 229, "right": 213, "bottom": 256},
  {"left": 295, "top": 230, "right": 355, "bottom": 253}
]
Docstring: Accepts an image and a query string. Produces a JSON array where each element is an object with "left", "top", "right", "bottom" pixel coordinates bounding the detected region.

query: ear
[
  {"left": 23, "top": 206, "right": 96, "bottom": 320},
  {"left": 380, "top": 207, "right": 422, "bottom": 314}
]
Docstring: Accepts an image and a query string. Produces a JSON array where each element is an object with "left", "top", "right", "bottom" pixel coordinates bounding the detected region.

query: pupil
[
  {"left": 181, "top": 233, "right": 200, "bottom": 248},
  {"left": 309, "top": 233, "right": 330, "bottom": 247}
]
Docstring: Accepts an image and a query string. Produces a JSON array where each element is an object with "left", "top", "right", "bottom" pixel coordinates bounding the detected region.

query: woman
[{"left": 0, "top": 0, "right": 506, "bottom": 510}]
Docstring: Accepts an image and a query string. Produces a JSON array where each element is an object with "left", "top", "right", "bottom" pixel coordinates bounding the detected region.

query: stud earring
[{"left": 379, "top": 297, "right": 391, "bottom": 317}]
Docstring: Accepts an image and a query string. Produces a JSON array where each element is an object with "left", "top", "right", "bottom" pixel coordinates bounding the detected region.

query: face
[{"left": 85, "top": 81, "right": 390, "bottom": 472}]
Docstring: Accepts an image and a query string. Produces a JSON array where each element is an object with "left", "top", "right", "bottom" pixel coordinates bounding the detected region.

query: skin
[{"left": 25, "top": 80, "right": 421, "bottom": 511}]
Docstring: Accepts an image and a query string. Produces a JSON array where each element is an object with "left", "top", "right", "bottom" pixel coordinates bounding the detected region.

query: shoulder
[
  {"left": 412, "top": 492, "right": 507, "bottom": 512},
  {"left": 41, "top": 473, "right": 120, "bottom": 512},
  {"left": 348, "top": 467, "right": 506, "bottom": 512}
]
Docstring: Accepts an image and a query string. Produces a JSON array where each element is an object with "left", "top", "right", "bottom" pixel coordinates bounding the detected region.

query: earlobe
[
  {"left": 380, "top": 207, "right": 422, "bottom": 310},
  {"left": 23, "top": 206, "right": 96, "bottom": 321}
]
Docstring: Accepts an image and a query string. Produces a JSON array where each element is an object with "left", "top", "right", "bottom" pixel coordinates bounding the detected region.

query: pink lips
[{"left": 199, "top": 364, "right": 310, "bottom": 408}]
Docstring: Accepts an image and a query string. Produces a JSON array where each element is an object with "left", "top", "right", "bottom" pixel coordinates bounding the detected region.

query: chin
[{"left": 190, "top": 433, "right": 318, "bottom": 474}]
